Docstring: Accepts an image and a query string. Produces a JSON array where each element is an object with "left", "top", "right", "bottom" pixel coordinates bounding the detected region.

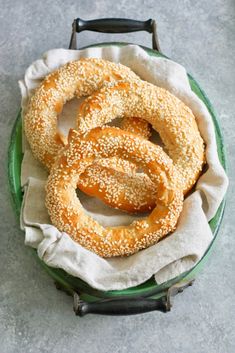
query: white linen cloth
[{"left": 19, "top": 45, "right": 228, "bottom": 291}]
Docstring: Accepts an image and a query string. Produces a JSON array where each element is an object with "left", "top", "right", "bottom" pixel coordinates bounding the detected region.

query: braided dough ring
[
  {"left": 77, "top": 80, "right": 205, "bottom": 193},
  {"left": 45, "top": 127, "right": 183, "bottom": 257},
  {"left": 24, "top": 58, "right": 153, "bottom": 213}
]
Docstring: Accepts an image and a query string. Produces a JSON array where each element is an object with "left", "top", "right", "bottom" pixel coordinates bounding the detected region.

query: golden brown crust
[
  {"left": 78, "top": 163, "right": 156, "bottom": 213},
  {"left": 24, "top": 58, "right": 141, "bottom": 169},
  {"left": 120, "top": 116, "right": 151, "bottom": 139},
  {"left": 77, "top": 80, "right": 206, "bottom": 193},
  {"left": 24, "top": 58, "right": 155, "bottom": 213},
  {"left": 77, "top": 116, "right": 153, "bottom": 212},
  {"left": 45, "top": 127, "right": 183, "bottom": 257}
]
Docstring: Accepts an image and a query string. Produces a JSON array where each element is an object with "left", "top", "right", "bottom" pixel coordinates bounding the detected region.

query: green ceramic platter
[{"left": 8, "top": 43, "right": 227, "bottom": 302}]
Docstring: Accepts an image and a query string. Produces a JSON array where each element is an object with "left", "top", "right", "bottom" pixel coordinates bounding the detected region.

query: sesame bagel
[
  {"left": 24, "top": 58, "right": 145, "bottom": 169},
  {"left": 77, "top": 80, "right": 205, "bottom": 193},
  {"left": 45, "top": 127, "right": 183, "bottom": 257},
  {"left": 24, "top": 58, "right": 154, "bottom": 213}
]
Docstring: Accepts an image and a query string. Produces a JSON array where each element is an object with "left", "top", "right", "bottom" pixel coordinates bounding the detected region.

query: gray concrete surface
[{"left": 0, "top": 0, "right": 234, "bottom": 352}]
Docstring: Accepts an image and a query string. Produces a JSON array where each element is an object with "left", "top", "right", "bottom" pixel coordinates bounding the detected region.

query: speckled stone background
[{"left": 0, "top": 0, "right": 234, "bottom": 352}]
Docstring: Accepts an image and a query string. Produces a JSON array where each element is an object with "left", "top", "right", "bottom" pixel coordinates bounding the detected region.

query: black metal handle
[
  {"left": 76, "top": 18, "right": 153, "bottom": 34},
  {"left": 73, "top": 293, "right": 168, "bottom": 316},
  {"left": 69, "top": 17, "right": 161, "bottom": 51}
]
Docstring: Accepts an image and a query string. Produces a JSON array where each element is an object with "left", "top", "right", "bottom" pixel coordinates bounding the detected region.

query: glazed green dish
[{"left": 8, "top": 42, "right": 227, "bottom": 312}]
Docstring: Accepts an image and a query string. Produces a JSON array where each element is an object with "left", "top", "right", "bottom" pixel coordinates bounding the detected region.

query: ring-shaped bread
[
  {"left": 45, "top": 127, "right": 183, "bottom": 257},
  {"left": 77, "top": 80, "right": 205, "bottom": 193},
  {"left": 24, "top": 58, "right": 147, "bottom": 168},
  {"left": 24, "top": 58, "right": 153, "bottom": 213}
]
